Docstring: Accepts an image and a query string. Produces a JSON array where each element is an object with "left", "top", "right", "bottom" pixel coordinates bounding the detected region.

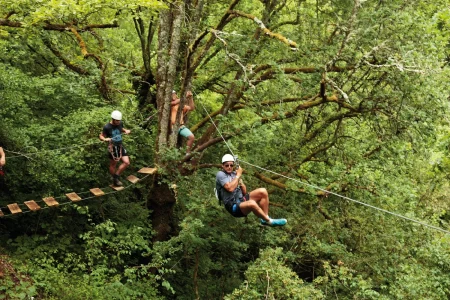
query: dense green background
[{"left": 1, "top": 0, "right": 450, "bottom": 298}]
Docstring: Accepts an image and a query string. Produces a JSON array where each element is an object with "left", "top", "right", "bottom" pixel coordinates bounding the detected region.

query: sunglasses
[{"left": 223, "top": 164, "right": 234, "bottom": 168}]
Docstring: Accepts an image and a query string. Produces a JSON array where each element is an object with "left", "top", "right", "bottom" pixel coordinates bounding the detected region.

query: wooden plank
[
  {"left": 24, "top": 200, "right": 41, "bottom": 211},
  {"left": 7, "top": 203, "right": 22, "bottom": 214},
  {"left": 138, "top": 167, "right": 157, "bottom": 174},
  {"left": 110, "top": 184, "right": 124, "bottom": 191},
  {"left": 43, "top": 197, "right": 59, "bottom": 207},
  {"left": 0, "top": 209, "right": 4, "bottom": 217},
  {"left": 66, "top": 192, "right": 82, "bottom": 202},
  {"left": 90, "top": 188, "right": 105, "bottom": 197},
  {"left": 126, "top": 175, "right": 139, "bottom": 184}
]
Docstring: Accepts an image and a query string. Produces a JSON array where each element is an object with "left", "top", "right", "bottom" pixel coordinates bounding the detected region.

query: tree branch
[
  {"left": 42, "top": 38, "right": 90, "bottom": 75},
  {"left": 0, "top": 17, "right": 118, "bottom": 31},
  {"left": 301, "top": 111, "right": 360, "bottom": 146},
  {"left": 69, "top": 26, "right": 109, "bottom": 99},
  {"left": 0, "top": 18, "right": 21, "bottom": 27},
  {"left": 4, "top": 11, "right": 16, "bottom": 19},
  {"left": 82, "top": 23, "right": 118, "bottom": 31},
  {"left": 228, "top": 10, "right": 298, "bottom": 49},
  {"left": 189, "top": 0, "right": 241, "bottom": 72}
]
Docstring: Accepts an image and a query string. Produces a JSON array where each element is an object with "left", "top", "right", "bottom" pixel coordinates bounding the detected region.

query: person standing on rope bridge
[
  {"left": 99, "top": 110, "right": 131, "bottom": 186},
  {"left": 216, "top": 154, "right": 287, "bottom": 226},
  {"left": 171, "top": 90, "right": 195, "bottom": 154}
]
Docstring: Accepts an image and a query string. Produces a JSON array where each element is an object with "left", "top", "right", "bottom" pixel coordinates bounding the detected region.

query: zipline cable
[
  {"left": 197, "top": 96, "right": 236, "bottom": 158},
  {"left": 196, "top": 93, "right": 450, "bottom": 235},
  {"left": 240, "top": 159, "right": 450, "bottom": 234}
]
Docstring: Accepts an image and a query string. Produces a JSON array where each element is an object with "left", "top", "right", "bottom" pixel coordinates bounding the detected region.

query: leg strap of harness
[{"left": 108, "top": 142, "right": 122, "bottom": 161}]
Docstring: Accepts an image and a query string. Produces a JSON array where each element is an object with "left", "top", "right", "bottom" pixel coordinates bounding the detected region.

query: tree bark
[
  {"left": 147, "top": 177, "right": 177, "bottom": 242},
  {"left": 150, "top": 1, "right": 185, "bottom": 241}
]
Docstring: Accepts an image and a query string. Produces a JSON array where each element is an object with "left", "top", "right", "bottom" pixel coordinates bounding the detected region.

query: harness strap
[{"left": 108, "top": 142, "right": 122, "bottom": 161}]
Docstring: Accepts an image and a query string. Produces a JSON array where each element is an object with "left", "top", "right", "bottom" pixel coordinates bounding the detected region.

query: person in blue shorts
[
  {"left": 171, "top": 90, "right": 195, "bottom": 154},
  {"left": 215, "top": 154, "right": 287, "bottom": 226}
]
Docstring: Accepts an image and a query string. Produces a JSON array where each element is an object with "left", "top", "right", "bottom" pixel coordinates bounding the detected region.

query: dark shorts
[
  {"left": 108, "top": 144, "right": 129, "bottom": 160},
  {"left": 225, "top": 193, "right": 250, "bottom": 218}
]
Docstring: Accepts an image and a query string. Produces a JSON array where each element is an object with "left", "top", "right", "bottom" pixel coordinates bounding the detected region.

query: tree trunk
[
  {"left": 150, "top": 1, "right": 185, "bottom": 241},
  {"left": 147, "top": 176, "right": 177, "bottom": 242}
]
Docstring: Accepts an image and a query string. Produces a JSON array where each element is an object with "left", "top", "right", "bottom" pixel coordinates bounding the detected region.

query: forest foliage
[{"left": 1, "top": 0, "right": 450, "bottom": 298}]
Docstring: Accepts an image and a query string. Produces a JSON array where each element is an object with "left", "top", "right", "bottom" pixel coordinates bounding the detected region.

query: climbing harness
[
  {"left": 108, "top": 142, "right": 123, "bottom": 162},
  {"left": 214, "top": 169, "right": 248, "bottom": 218}
]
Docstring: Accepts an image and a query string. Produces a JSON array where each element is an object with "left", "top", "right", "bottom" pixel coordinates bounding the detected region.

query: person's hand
[
  {"left": 104, "top": 138, "right": 112, "bottom": 142},
  {"left": 124, "top": 129, "right": 131, "bottom": 135},
  {"left": 236, "top": 166, "right": 243, "bottom": 177}
]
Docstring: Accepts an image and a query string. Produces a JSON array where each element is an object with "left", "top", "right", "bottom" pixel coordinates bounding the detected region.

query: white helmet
[
  {"left": 222, "top": 154, "right": 235, "bottom": 163},
  {"left": 111, "top": 110, "right": 122, "bottom": 120}
]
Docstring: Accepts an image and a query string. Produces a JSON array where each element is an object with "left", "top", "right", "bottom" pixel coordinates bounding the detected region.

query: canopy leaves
[{"left": 1, "top": 0, "right": 450, "bottom": 298}]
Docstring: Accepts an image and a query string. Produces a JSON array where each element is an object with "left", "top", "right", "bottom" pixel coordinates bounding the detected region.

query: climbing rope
[
  {"left": 0, "top": 106, "right": 155, "bottom": 217},
  {"left": 0, "top": 172, "right": 153, "bottom": 217},
  {"left": 1, "top": 132, "right": 151, "bottom": 217},
  {"left": 5, "top": 136, "right": 122, "bottom": 159},
  {"left": 196, "top": 92, "right": 450, "bottom": 235}
]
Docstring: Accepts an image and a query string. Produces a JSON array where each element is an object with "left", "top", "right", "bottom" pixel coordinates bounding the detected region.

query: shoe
[
  {"left": 260, "top": 218, "right": 270, "bottom": 226},
  {"left": 269, "top": 218, "right": 287, "bottom": 227},
  {"left": 260, "top": 216, "right": 272, "bottom": 226},
  {"left": 113, "top": 175, "right": 123, "bottom": 187}
]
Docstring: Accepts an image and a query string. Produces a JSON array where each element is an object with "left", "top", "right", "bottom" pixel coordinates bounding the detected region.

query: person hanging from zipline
[
  {"left": 171, "top": 90, "right": 195, "bottom": 155},
  {"left": 215, "top": 154, "right": 287, "bottom": 226},
  {"left": 99, "top": 110, "right": 131, "bottom": 186}
]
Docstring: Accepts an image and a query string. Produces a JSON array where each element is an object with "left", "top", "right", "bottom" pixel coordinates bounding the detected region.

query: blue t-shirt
[
  {"left": 215, "top": 170, "right": 243, "bottom": 206},
  {"left": 102, "top": 122, "right": 124, "bottom": 145}
]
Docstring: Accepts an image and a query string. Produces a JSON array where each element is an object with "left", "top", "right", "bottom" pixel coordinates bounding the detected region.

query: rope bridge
[{"left": 0, "top": 167, "right": 157, "bottom": 217}]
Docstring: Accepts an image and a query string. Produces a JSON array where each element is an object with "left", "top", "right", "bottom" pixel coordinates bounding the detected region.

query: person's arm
[
  {"left": 186, "top": 91, "right": 195, "bottom": 111},
  {"left": 171, "top": 94, "right": 180, "bottom": 106},
  {"left": 0, "top": 147, "right": 5, "bottom": 166},
  {"left": 239, "top": 179, "right": 247, "bottom": 195},
  {"left": 122, "top": 128, "right": 131, "bottom": 134},
  {"left": 99, "top": 132, "right": 111, "bottom": 142},
  {"left": 183, "top": 105, "right": 191, "bottom": 113},
  {"left": 223, "top": 167, "right": 243, "bottom": 192},
  {"left": 99, "top": 126, "right": 112, "bottom": 142},
  {"left": 170, "top": 104, "right": 178, "bottom": 126}
]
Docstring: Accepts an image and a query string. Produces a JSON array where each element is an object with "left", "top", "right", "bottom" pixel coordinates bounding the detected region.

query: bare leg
[
  {"left": 249, "top": 188, "right": 269, "bottom": 216},
  {"left": 115, "top": 156, "right": 130, "bottom": 175},
  {"left": 239, "top": 200, "right": 270, "bottom": 222},
  {"left": 109, "top": 160, "right": 118, "bottom": 176},
  {"left": 244, "top": 188, "right": 286, "bottom": 226},
  {"left": 186, "top": 134, "right": 195, "bottom": 153}
]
